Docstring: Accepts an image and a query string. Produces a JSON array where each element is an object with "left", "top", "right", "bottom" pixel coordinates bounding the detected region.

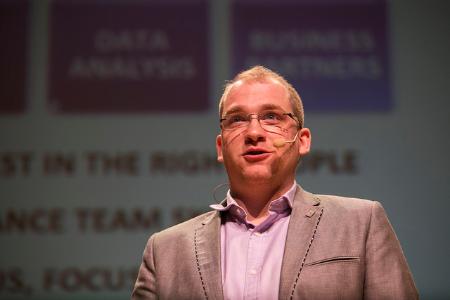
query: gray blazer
[{"left": 132, "top": 187, "right": 418, "bottom": 299}]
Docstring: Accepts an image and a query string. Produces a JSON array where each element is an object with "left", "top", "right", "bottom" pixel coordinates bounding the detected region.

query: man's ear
[
  {"left": 216, "top": 134, "right": 224, "bottom": 163},
  {"left": 297, "top": 128, "right": 311, "bottom": 156}
]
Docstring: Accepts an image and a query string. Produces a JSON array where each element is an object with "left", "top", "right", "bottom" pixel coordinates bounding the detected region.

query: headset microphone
[{"left": 273, "top": 132, "right": 299, "bottom": 148}]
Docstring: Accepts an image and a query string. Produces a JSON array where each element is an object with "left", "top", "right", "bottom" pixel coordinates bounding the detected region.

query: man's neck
[{"left": 229, "top": 179, "right": 295, "bottom": 224}]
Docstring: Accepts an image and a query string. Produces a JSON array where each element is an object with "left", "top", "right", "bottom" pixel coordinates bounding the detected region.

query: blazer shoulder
[
  {"left": 152, "top": 210, "right": 217, "bottom": 240},
  {"left": 316, "top": 193, "right": 378, "bottom": 211},
  {"left": 312, "top": 193, "right": 385, "bottom": 222}
]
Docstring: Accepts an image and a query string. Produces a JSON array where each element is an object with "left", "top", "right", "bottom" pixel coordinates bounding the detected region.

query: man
[{"left": 132, "top": 66, "right": 418, "bottom": 299}]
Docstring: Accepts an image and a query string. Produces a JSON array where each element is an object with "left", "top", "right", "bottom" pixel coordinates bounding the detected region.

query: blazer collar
[
  {"left": 194, "top": 211, "right": 224, "bottom": 300},
  {"left": 279, "top": 186, "right": 324, "bottom": 299}
]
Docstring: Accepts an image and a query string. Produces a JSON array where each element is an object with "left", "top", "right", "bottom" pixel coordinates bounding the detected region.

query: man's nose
[{"left": 244, "top": 116, "right": 266, "bottom": 144}]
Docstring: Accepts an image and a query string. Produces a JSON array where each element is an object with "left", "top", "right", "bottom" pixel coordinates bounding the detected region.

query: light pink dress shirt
[{"left": 210, "top": 182, "right": 297, "bottom": 300}]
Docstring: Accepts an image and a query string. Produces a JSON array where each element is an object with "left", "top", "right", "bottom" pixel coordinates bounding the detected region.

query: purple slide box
[
  {"left": 49, "top": 0, "right": 209, "bottom": 113},
  {"left": 232, "top": 0, "right": 391, "bottom": 112}
]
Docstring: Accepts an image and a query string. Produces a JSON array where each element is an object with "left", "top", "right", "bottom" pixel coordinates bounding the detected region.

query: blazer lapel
[
  {"left": 194, "top": 212, "right": 224, "bottom": 300},
  {"left": 279, "top": 187, "right": 323, "bottom": 300}
]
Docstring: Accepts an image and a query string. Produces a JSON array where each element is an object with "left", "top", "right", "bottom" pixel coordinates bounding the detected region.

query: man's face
[{"left": 216, "top": 80, "right": 311, "bottom": 185}]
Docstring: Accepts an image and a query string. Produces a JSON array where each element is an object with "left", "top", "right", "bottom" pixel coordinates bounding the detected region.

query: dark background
[{"left": 1, "top": 0, "right": 449, "bottom": 299}]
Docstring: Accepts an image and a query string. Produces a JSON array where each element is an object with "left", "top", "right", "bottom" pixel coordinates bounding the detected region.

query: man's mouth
[
  {"left": 245, "top": 150, "right": 266, "bottom": 155},
  {"left": 243, "top": 148, "right": 271, "bottom": 161}
]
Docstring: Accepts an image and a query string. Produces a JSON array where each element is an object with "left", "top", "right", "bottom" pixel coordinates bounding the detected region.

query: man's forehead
[{"left": 223, "top": 79, "right": 290, "bottom": 112}]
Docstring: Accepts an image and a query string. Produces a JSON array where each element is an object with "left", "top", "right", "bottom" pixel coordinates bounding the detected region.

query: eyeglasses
[{"left": 220, "top": 110, "right": 299, "bottom": 132}]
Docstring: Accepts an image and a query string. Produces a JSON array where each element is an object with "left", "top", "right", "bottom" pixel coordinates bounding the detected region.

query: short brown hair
[{"left": 218, "top": 66, "right": 304, "bottom": 128}]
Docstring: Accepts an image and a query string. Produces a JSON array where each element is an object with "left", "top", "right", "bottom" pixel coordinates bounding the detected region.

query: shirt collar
[{"left": 210, "top": 181, "right": 297, "bottom": 215}]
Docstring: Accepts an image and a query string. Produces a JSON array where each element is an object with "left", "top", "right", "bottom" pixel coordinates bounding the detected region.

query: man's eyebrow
[
  {"left": 223, "top": 104, "right": 284, "bottom": 116},
  {"left": 259, "top": 104, "right": 283, "bottom": 111},
  {"left": 223, "top": 106, "right": 244, "bottom": 116}
]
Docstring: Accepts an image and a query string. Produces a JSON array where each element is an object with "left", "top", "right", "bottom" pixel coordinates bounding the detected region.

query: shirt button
[{"left": 249, "top": 269, "right": 257, "bottom": 275}]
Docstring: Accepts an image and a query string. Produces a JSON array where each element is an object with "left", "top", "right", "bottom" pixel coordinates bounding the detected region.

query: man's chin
[{"left": 241, "top": 168, "right": 273, "bottom": 182}]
